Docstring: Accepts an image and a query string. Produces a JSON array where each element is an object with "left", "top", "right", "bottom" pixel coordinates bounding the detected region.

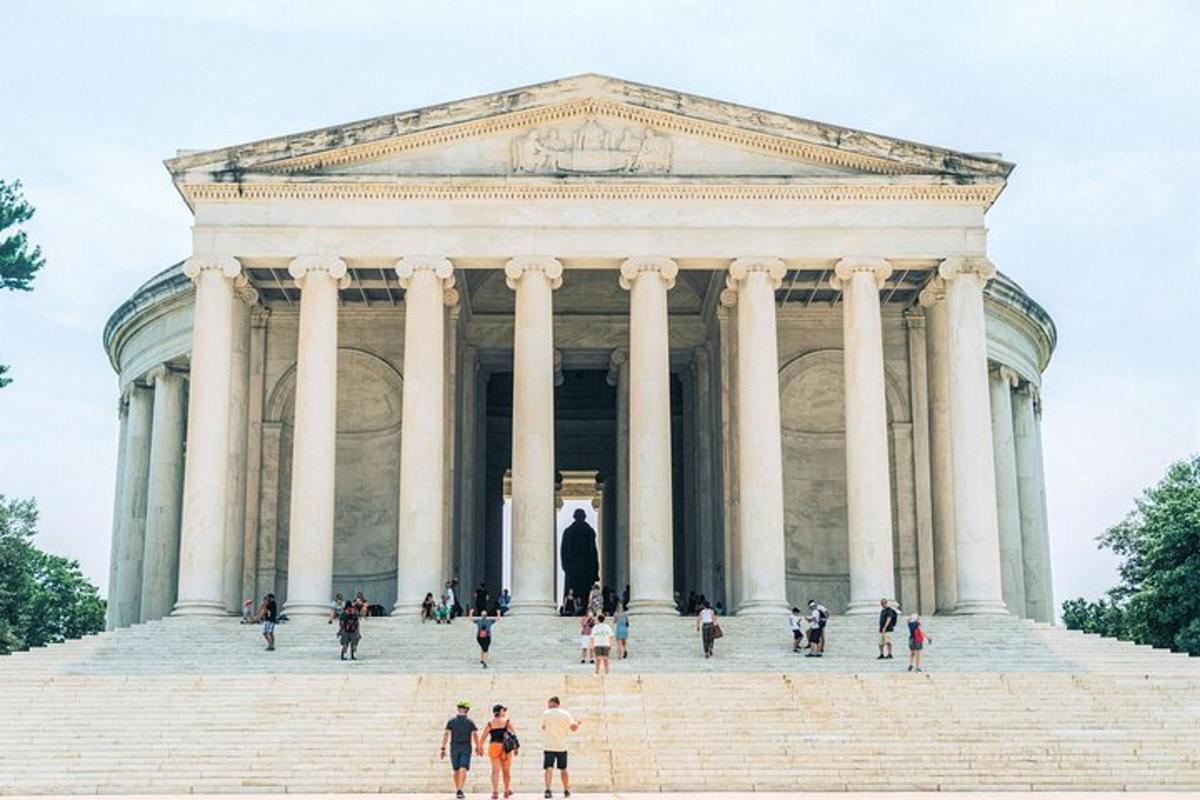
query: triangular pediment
[{"left": 166, "top": 74, "right": 1011, "bottom": 197}]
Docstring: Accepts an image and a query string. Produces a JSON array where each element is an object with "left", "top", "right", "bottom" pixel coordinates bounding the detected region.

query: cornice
[
  {"left": 255, "top": 99, "right": 925, "bottom": 177},
  {"left": 179, "top": 180, "right": 1002, "bottom": 205},
  {"left": 166, "top": 75, "right": 1013, "bottom": 185}
]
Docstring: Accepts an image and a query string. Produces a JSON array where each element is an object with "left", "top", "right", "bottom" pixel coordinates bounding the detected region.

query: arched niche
[
  {"left": 269, "top": 348, "right": 404, "bottom": 609},
  {"left": 777, "top": 348, "right": 906, "bottom": 611}
]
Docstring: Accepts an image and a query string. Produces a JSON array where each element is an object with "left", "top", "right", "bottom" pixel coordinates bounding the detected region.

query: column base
[
  {"left": 505, "top": 600, "right": 558, "bottom": 616},
  {"left": 282, "top": 601, "right": 335, "bottom": 618},
  {"left": 171, "top": 600, "right": 226, "bottom": 617},
  {"left": 391, "top": 603, "right": 422, "bottom": 619},
  {"left": 628, "top": 598, "right": 679, "bottom": 616},
  {"left": 843, "top": 599, "right": 889, "bottom": 616},
  {"left": 735, "top": 599, "right": 790, "bottom": 616},
  {"left": 953, "top": 599, "right": 1010, "bottom": 615}
]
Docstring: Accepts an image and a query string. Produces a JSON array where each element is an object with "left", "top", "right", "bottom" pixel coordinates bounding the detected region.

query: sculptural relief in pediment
[{"left": 510, "top": 118, "right": 671, "bottom": 175}]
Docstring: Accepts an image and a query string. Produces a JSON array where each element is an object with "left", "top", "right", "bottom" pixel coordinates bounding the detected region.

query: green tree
[
  {"left": 0, "top": 496, "right": 105, "bottom": 655},
  {"left": 0, "top": 178, "right": 46, "bottom": 388},
  {"left": 1061, "top": 455, "right": 1200, "bottom": 655}
]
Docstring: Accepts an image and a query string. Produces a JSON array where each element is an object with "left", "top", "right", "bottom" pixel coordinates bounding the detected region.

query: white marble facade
[{"left": 102, "top": 75, "right": 1056, "bottom": 627}]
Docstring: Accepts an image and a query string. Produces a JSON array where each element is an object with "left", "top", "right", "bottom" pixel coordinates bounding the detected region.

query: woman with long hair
[{"left": 482, "top": 703, "right": 518, "bottom": 799}]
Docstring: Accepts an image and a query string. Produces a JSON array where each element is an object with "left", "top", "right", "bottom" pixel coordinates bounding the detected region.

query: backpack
[
  {"left": 502, "top": 726, "right": 520, "bottom": 754},
  {"left": 341, "top": 612, "right": 359, "bottom": 634}
]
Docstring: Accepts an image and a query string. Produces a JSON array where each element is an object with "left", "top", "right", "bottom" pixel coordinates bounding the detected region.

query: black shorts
[
  {"left": 450, "top": 744, "right": 472, "bottom": 771},
  {"left": 477, "top": 634, "right": 491, "bottom": 652},
  {"left": 808, "top": 627, "right": 823, "bottom": 644},
  {"left": 792, "top": 629, "right": 803, "bottom": 641},
  {"left": 543, "top": 750, "right": 568, "bottom": 770}
]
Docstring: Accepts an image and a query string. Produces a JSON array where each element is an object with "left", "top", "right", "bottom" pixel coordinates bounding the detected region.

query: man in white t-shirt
[
  {"left": 540, "top": 696, "right": 580, "bottom": 798},
  {"left": 590, "top": 614, "right": 615, "bottom": 675}
]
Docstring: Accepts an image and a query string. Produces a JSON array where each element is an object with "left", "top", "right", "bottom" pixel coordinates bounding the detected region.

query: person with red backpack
[
  {"left": 907, "top": 613, "right": 932, "bottom": 672},
  {"left": 338, "top": 600, "right": 361, "bottom": 661}
]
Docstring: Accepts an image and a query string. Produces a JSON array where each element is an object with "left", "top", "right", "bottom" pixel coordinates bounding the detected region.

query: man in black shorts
[
  {"left": 806, "top": 599, "right": 827, "bottom": 657},
  {"left": 440, "top": 700, "right": 480, "bottom": 799},
  {"left": 540, "top": 696, "right": 580, "bottom": 798}
]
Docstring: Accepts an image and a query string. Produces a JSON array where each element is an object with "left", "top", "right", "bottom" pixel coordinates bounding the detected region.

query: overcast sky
[{"left": 1, "top": 2, "right": 1196, "bottom": 609}]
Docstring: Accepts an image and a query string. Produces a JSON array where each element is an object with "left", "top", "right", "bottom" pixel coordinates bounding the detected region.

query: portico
[{"left": 103, "top": 75, "right": 1056, "bottom": 626}]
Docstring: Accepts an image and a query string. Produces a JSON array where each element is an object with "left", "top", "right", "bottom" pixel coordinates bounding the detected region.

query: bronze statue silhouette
[{"left": 560, "top": 508, "right": 599, "bottom": 608}]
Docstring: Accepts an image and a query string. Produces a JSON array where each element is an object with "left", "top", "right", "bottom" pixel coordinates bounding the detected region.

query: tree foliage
[
  {"left": 1061, "top": 455, "right": 1200, "bottom": 655},
  {"left": 0, "top": 497, "right": 105, "bottom": 655},
  {"left": 0, "top": 178, "right": 46, "bottom": 388},
  {"left": 0, "top": 179, "right": 44, "bottom": 291}
]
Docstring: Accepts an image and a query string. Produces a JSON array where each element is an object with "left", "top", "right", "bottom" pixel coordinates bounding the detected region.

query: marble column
[
  {"left": 920, "top": 279, "right": 957, "bottom": 613},
  {"left": 113, "top": 381, "right": 153, "bottom": 626},
  {"left": 139, "top": 366, "right": 186, "bottom": 622},
  {"left": 726, "top": 258, "right": 790, "bottom": 615},
  {"left": 620, "top": 257, "right": 678, "bottom": 615},
  {"left": 241, "top": 306, "right": 270, "bottom": 603},
  {"left": 394, "top": 256, "right": 455, "bottom": 614},
  {"left": 505, "top": 256, "right": 562, "bottom": 615},
  {"left": 716, "top": 300, "right": 740, "bottom": 610},
  {"left": 905, "top": 310, "right": 937, "bottom": 614},
  {"left": 692, "top": 345, "right": 716, "bottom": 600},
  {"left": 940, "top": 256, "right": 1007, "bottom": 614},
  {"left": 174, "top": 255, "right": 242, "bottom": 616},
  {"left": 106, "top": 393, "right": 130, "bottom": 630},
  {"left": 989, "top": 364, "right": 1027, "bottom": 616},
  {"left": 1013, "top": 383, "right": 1054, "bottom": 622},
  {"left": 223, "top": 285, "right": 256, "bottom": 614},
  {"left": 606, "top": 348, "right": 630, "bottom": 597},
  {"left": 832, "top": 257, "right": 896, "bottom": 614},
  {"left": 282, "top": 256, "right": 348, "bottom": 617}
]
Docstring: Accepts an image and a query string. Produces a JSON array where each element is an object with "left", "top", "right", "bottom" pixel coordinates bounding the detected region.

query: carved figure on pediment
[
  {"left": 576, "top": 118, "right": 608, "bottom": 150},
  {"left": 543, "top": 128, "right": 570, "bottom": 170},
  {"left": 512, "top": 129, "right": 549, "bottom": 174},
  {"left": 634, "top": 128, "right": 671, "bottom": 174}
]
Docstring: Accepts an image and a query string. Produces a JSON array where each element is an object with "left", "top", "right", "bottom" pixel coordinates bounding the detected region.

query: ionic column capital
[
  {"left": 831, "top": 256, "right": 893, "bottom": 290},
  {"left": 183, "top": 255, "right": 241, "bottom": 282},
  {"left": 619, "top": 256, "right": 677, "bottom": 291},
  {"left": 144, "top": 364, "right": 184, "bottom": 385},
  {"left": 505, "top": 256, "right": 563, "bottom": 290},
  {"left": 918, "top": 276, "right": 947, "bottom": 307},
  {"left": 606, "top": 348, "right": 628, "bottom": 387},
  {"left": 728, "top": 257, "right": 787, "bottom": 289},
  {"left": 938, "top": 255, "right": 997, "bottom": 284},
  {"left": 395, "top": 255, "right": 455, "bottom": 290},
  {"left": 991, "top": 364, "right": 1021, "bottom": 388},
  {"left": 1017, "top": 380, "right": 1043, "bottom": 414},
  {"left": 288, "top": 256, "right": 350, "bottom": 290},
  {"left": 235, "top": 282, "right": 260, "bottom": 307}
]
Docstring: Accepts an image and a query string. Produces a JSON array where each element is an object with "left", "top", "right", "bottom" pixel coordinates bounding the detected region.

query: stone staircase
[{"left": 1, "top": 614, "right": 1197, "bottom": 793}]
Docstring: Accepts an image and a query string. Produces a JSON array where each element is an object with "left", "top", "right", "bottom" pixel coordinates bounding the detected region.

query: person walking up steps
[
  {"left": 474, "top": 608, "right": 497, "bottom": 668},
  {"left": 440, "top": 700, "right": 481, "bottom": 800},
  {"left": 540, "top": 696, "right": 580, "bottom": 798},
  {"left": 907, "top": 613, "right": 932, "bottom": 672},
  {"left": 484, "top": 703, "right": 519, "bottom": 799},
  {"left": 258, "top": 593, "right": 277, "bottom": 651},
  {"left": 615, "top": 604, "right": 630, "bottom": 659},
  {"left": 590, "top": 614, "right": 614, "bottom": 675},
  {"left": 578, "top": 612, "right": 595, "bottom": 664},
  {"left": 878, "top": 598, "right": 899, "bottom": 660},
  {"left": 696, "top": 600, "right": 718, "bottom": 658},
  {"left": 337, "top": 600, "right": 361, "bottom": 661}
]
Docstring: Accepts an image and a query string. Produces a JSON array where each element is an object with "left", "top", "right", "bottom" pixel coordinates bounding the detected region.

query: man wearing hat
[{"left": 440, "top": 700, "right": 480, "bottom": 799}]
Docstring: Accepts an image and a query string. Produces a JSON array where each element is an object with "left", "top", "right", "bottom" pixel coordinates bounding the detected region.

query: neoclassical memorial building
[{"left": 103, "top": 75, "right": 1055, "bottom": 629}]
